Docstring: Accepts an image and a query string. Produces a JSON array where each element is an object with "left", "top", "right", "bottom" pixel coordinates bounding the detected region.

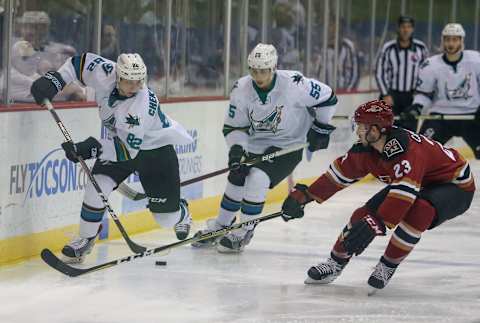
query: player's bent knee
[
  {"left": 243, "top": 168, "right": 270, "bottom": 201},
  {"left": 148, "top": 197, "right": 179, "bottom": 214},
  {"left": 84, "top": 174, "right": 117, "bottom": 209},
  {"left": 153, "top": 210, "right": 180, "bottom": 228},
  {"left": 403, "top": 198, "right": 436, "bottom": 232},
  {"left": 228, "top": 169, "right": 248, "bottom": 186}
]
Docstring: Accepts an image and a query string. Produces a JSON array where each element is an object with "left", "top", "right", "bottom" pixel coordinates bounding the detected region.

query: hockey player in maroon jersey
[{"left": 281, "top": 99, "right": 475, "bottom": 293}]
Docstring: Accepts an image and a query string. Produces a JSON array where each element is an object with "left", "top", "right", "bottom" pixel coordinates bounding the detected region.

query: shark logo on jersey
[
  {"left": 420, "top": 60, "right": 430, "bottom": 69},
  {"left": 445, "top": 73, "right": 472, "bottom": 101},
  {"left": 249, "top": 105, "right": 283, "bottom": 133},
  {"left": 231, "top": 81, "right": 239, "bottom": 93},
  {"left": 291, "top": 73, "right": 304, "bottom": 85},
  {"left": 125, "top": 114, "right": 140, "bottom": 128}
]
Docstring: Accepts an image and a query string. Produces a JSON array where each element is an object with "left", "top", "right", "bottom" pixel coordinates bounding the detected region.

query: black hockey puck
[{"left": 155, "top": 260, "right": 167, "bottom": 266}]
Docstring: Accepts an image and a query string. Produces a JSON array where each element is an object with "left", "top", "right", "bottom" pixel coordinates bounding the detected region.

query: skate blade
[
  {"left": 175, "top": 232, "right": 190, "bottom": 240},
  {"left": 216, "top": 245, "right": 244, "bottom": 254},
  {"left": 61, "top": 255, "right": 85, "bottom": 264},
  {"left": 191, "top": 241, "right": 217, "bottom": 248},
  {"left": 304, "top": 277, "right": 334, "bottom": 285}
]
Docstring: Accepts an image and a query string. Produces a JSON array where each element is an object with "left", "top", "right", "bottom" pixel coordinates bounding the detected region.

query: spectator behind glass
[
  {"left": 101, "top": 24, "right": 120, "bottom": 61},
  {"left": 12, "top": 10, "right": 85, "bottom": 103},
  {"left": 315, "top": 18, "right": 359, "bottom": 91},
  {"left": 271, "top": 0, "right": 305, "bottom": 71}
]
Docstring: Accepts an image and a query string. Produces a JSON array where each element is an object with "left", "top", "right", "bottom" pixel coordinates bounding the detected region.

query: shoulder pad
[
  {"left": 382, "top": 128, "right": 409, "bottom": 160},
  {"left": 419, "top": 59, "right": 430, "bottom": 69},
  {"left": 290, "top": 72, "right": 304, "bottom": 85},
  {"left": 230, "top": 75, "right": 250, "bottom": 95},
  {"left": 230, "top": 80, "right": 239, "bottom": 93},
  {"left": 349, "top": 142, "right": 374, "bottom": 153}
]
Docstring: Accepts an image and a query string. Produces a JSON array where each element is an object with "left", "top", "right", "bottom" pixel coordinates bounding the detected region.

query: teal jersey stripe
[
  {"left": 113, "top": 137, "right": 132, "bottom": 161},
  {"left": 310, "top": 92, "right": 338, "bottom": 109},
  {"left": 71, "top": 53, "right": 87, "bottom": 85}
]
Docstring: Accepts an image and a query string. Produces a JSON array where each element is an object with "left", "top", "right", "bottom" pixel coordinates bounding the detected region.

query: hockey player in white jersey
[
  {"left": 192, "top": 43, "right": 338, "bottom": 253},
  {"left": 31, "top": 52, "right": 193, "bottom": 263},
  {"left": 402, "top": 23, "right": 480, "bottom": 158}
]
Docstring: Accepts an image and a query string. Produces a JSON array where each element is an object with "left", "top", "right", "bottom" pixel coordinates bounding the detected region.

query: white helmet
[
  {"left": 442, "top": 23, "right": 466, "bottom": 38},
  {"left": 247, "top": 43, "right": 278, "bottom": 70},
  {"left": 116, "top": 53, "right": 147, "bottom": 82}
]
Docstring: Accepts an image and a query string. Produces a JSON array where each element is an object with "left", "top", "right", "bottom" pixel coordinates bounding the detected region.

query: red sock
[{"left": 384, "top": 198, "right": 436, "bottom": 264}]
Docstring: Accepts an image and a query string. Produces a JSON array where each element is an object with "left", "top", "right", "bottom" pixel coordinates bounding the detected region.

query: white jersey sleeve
[
  {"left": 223, "top": 79, "right": 251, "bottom": 148},
  {"left": 297, "top": 75, "right": 338, "bottom": 124},
  {"left": 412, "top": 58, "right": 436, "bottom": 109},
  {"left": 57, "top": 52, "right": 115, "bottom": 88}
]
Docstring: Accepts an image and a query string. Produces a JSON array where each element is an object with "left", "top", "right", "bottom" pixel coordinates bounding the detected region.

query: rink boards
[{"left": 1, "top": 92, "right": 471, "bottom": 264}]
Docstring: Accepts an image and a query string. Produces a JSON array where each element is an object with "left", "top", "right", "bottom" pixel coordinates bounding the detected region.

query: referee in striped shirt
[{"left": 375, "top": 16, "right": 428, "bottom": 130}]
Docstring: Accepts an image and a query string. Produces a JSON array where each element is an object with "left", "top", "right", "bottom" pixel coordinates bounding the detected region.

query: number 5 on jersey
[{"left": 228, "top": 105, "right": 236, "bottom": 118}]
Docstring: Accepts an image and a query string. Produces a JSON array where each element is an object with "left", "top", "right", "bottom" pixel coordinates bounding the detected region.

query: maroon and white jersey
[{"left": 308, "top": 127, "right": 475, "bottom": 227}]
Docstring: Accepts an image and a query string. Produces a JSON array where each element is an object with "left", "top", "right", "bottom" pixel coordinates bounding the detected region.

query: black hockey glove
[
  {"left": 227, "top": 144, "right": 250, "bottom": 182},
  {"left": 400, "top": 103, "right": 422, "bottom": 122},
  {"left": 281, "top": 184, "right": 313, "bottom": 222},
  {"left": 341, "top": 214, "right": 386, "bottom": 256},
  {"left": 307, "top": 121, "right": 336, "bottom": 152},
  {"left": 30, "top": 71, "right": 66, "bottom": 105},
  {"left": 61, "top": 137, "right": 102, "bottom": 163},
  {"left": 228, "top": 144, "right": 245, "bottom": 170}
]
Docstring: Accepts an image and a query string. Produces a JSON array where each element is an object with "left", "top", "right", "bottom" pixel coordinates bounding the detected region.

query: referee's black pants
[{"left": 387, "top": 90, "right": 417, "bottom": 131}]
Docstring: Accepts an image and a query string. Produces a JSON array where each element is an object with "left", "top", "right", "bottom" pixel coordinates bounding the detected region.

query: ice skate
[
  {"left": 367, "top": 257, "right": 398, "bottom": 296},
  {"left": 192, "top": 218, "right": 231, "bottom": 248},
  {"left": 61, "top": 235, "right": 98, "bottom": 264},
  {"left": 305, "top": 255, "right": 348, "bottom": 284},
  {"left": 216, "top": 227, "right": 254, "bottom": 253}
]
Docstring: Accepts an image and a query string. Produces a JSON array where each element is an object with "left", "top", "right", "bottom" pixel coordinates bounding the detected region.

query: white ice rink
[{"left": 1, "top": 165, "right": 479, "bottom": 323}]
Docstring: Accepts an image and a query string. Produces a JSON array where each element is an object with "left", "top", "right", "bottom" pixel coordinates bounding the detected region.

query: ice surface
[{"left": 1, "top": 163, "right": 479, "bottom": 323}]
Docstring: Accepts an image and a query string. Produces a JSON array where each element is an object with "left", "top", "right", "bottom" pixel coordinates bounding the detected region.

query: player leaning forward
[
  {"left": 192, "top": 43, "right": 338, "bottom": 253},
  {"left": 282, "top": 100, "right": 475, "bottom": 293},
  {"left": 30, "top": 53, "right": 193, "bottom": 263}
]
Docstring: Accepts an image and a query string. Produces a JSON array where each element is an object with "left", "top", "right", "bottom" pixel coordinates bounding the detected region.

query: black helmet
[{"left": 398, "top": 15, "right": 415, "bottom": 27}]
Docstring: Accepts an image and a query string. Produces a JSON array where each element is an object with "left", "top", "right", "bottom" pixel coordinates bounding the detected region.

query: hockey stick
[
  {"left": 43, "top": 99, "right": 147, "bottom": 254},
  {"left": 40, "top": 210, "right": 284, "bottom": 277},
  {"left": 333, "top": 114, "right": 475, "bottom": 121},
  {"left": 117, "top": 143, "right": 309, "bottom": 201}
]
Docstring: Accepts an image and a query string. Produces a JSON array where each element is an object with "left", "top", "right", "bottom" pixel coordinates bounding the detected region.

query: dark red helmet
[{"left": 354, "top": 99, "right": 394, "bottom": 132}]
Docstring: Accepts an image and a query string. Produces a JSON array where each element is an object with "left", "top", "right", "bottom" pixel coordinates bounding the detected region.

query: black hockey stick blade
[
  {"left": 41, "top": 249, "right": 116, "bottom": 277},
  {"left": 112, "top": 218, "right": 147, "bottom": 253},
  {"left": 41, "top": 211, "right": 283, "bottom": 277}
]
